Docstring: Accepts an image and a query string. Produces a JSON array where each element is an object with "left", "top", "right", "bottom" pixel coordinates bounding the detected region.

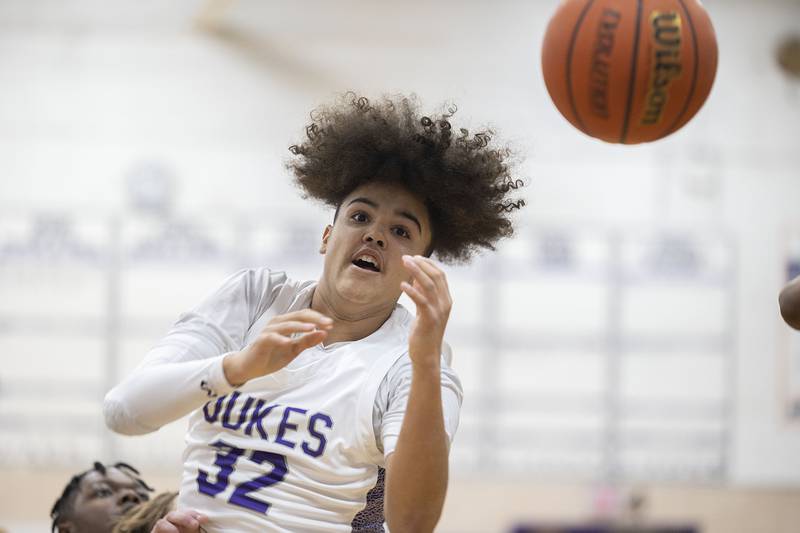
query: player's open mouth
[{"left": 352, "top": 256, "right": 381, "bottom": 272}]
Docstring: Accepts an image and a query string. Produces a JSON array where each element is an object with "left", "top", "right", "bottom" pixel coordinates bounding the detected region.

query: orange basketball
[{"left": 541, "top": 0, "right": 718, "bottom": 144}]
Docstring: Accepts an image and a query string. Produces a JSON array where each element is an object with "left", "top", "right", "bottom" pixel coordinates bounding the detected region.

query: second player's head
[
  {"left": 288, "top": 93, "right": 526, "bottom": 308},
  {"left": 51, "top": 462, "right": 154, "bottom": 533}
]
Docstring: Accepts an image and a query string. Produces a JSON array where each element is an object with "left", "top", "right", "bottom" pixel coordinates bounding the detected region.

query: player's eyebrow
[{"left": 347, "top": 197, "right": 423, "bottom": 234}]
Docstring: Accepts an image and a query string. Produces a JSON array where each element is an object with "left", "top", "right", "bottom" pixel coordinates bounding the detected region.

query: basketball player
[
  {"left": 50, "top": 462, "right": 154, "bottom": 533},
  {"left": 50, "top": 461, "right": 196, "bottom": 533},
  {"left": 780, "top": 275, "right": 800, "bottom": 330},
  {"left": 104, "top": 94, "right": 525, "bottom": 532}
]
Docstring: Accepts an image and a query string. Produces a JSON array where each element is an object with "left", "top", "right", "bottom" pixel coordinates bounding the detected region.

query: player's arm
[
  {"left": 105, "top": 269, "right": 258, "bottom": 434},
  {"left": 384, "top": 255, "right": 452, "bottom": 533},
  {"left": 104, "top": 269, "right": 332, "bottom": 435},
  {"left": 104, "top": 309, "right": 331, "bottom": 434},
  {"left": 780, "top": 275, "right": 800, "bottom": 330}
]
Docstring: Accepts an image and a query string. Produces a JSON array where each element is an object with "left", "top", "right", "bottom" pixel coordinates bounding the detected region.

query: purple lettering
[
  {"left": 275, "top": 407, "right": 307, "bottom": 449},
  {"left": 302, "top": 413, "right": 333, "bottom": 458},
  {"left": 244, "top": 400, "right": 279, "bottom": 440},
  {"left": 203, "top": 396, "right": 226, "bottom": 423},
  {"left": 222, "top": 393, "right": 254, "bottom": 431}
]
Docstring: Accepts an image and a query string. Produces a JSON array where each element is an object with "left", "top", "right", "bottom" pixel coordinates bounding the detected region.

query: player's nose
[
  {"left": 363, "top": 231, "right": 385, "bottom": 249},
  {"left": 117, "top": 488, "right": 144, "bottom": 506}
]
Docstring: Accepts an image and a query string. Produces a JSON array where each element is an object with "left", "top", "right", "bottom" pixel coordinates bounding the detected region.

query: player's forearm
[
  {"left": 104, "top": 354, "right": 234, "bottom": 435},
  {"left": 385, "top": 361, "right": 449, "bottom": 533},
  {"left": 780, "top": 276, "right": 800, "bottom": 330}
]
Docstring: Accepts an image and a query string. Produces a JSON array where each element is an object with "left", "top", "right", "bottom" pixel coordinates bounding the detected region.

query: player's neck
[{"left": 309, "top": 286, "right": 395, "bottom": 345}]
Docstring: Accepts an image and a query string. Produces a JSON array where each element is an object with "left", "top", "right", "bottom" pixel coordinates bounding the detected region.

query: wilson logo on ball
[{"left": 641, "top": 11, "right": 683, "bottom": 126}]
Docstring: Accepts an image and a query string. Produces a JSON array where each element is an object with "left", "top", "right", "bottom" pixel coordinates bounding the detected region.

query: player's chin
[{"left": 338, "top": 279, "right": 384, "bottom": 302}]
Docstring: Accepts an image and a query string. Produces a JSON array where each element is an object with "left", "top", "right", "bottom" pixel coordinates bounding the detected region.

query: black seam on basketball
[
  {"left": 566, "top": 0, "right": 595, "bottom": 135},
  {"left": 620, "top": 0, "right": 644, "bottom": 143},
  {"left": 663, "top": 0, "right": 699, "bottom": 138}
]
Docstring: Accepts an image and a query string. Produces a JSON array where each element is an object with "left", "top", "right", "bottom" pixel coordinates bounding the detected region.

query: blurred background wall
[{"left": 0, "top": 0, "right": 799, "bottom": 531}]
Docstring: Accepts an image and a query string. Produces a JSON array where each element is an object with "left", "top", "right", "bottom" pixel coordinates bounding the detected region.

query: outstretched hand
[{"left": 400, "top": 255, "right": 452, "bottom": 370}]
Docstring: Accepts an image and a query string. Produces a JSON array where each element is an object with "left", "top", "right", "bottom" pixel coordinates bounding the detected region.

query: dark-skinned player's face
[
  {"left": 319, "top": 181, "right": 432, "bottom": 308},
  {"left": 58, "top": 467, "right": 150, "bottom": 533}
]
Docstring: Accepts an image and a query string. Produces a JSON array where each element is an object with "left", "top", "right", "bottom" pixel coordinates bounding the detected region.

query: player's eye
[
  {"left": 94, "top": 487, "right": 113, "bottom": 497},
  {"left": 350, "top": 212, "right": 369, "bottom": 223},
  {"left": 393, "top": 227, "right": 410, "bottom": 239}
]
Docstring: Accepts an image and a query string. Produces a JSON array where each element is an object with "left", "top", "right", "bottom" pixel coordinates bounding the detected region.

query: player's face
[
  {"left": 64, "top": 467, "right": 150, "bottom": 533},
  {"left": 320, "top": 181, "right": 432, "bottom": 307}
]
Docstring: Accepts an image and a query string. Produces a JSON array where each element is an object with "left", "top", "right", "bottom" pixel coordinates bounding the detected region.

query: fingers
[
  {"left": 152, "top": 518, "right": 179, "bottom": 533},
  {"left": 413, "top": 255, "right": 451, "bottom": 294},
  {"left": 264, "top": 311, "right": 333, "bottom": 353},
  {"left": 402, "top": 255, "right": 436, "bottom": 293},
  {"left": 268, "top": 320, "right": 329, "bottom": 337},
  {"left": 271, "top": 309, "right": 333, "bottom": 329},
  {"left": 151, "top": 510, "right": 207, "bottom": 533},
  {"left": 269, "top": 315, "right": 331, "bottom": 352},
  {"left": 166, "top": 510, "right": 202, "bottom": 528},
  {"left": 402, "top": 255, "right": 451, "bottom": 308},
  {"left": 400, "top": 280, "right": 430, "bottom": 308},
  {"left": 291, "top": 329, "right": 328, "bottom": 353}
]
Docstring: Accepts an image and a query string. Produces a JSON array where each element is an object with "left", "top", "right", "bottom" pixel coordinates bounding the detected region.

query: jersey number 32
[{"left": 197, "top": 439, "right": 288, "bottom": 514}]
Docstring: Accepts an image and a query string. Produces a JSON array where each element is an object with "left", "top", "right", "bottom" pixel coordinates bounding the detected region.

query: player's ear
[{"left": 319, "top": 225, "right": 333, "bottom": 254}]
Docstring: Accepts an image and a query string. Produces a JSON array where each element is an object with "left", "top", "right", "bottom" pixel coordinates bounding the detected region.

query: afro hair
[{"left": 287, "top": 93, "right": 526, "bottom": 263}]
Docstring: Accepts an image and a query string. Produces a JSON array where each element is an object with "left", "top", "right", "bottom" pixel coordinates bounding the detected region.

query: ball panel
[
  {"left": 541, "top": 0, "right": 595, "bottom": 134},
  {"left": 658, "top": 0, "right": 701, "bottom": 139},
  {"left": 624, "top": 0, "right": 698, "bottom": 143},
  {"left": 661, "top": 0, "right": 718, "bottom": 137},
  {"left": 568, "top": 0, "right": 643, "bottom": 143},
  {"left": 617, "top": 0, "right": 645, "bottom": 144}
]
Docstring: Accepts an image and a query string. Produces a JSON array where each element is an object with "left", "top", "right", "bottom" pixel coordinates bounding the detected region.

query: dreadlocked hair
[
  {"left": 287, "top": 92, "right": 527, "bottom": 263},
  {"left": 112, "top": 491, "right": 178, "bottom": 533},
  {"left": 51, "top": 462, "right": 155, "bottom": 533}
]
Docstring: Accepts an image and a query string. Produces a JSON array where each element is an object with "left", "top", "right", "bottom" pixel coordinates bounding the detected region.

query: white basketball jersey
[{"left": 177, "top": 279, "right": 411, "bottom": 532}]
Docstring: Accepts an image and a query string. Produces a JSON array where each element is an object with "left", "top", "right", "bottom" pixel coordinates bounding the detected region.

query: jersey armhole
[{"left": 355, "top": 347, "right": 409, "bottom": 467}]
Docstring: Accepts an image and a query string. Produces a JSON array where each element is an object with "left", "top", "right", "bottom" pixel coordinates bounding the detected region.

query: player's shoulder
[
  {"left": 232, "top": 265, "right": 289, "bottom": 286},
  {"left": 226, "top": 266, "right": 299, "bottom": 296},
  {"left": 218, "top": 266, "right": 307, "bottom": 321},
  {"left": 234, "top": 266, "right": 318, "bottom": 317}
]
